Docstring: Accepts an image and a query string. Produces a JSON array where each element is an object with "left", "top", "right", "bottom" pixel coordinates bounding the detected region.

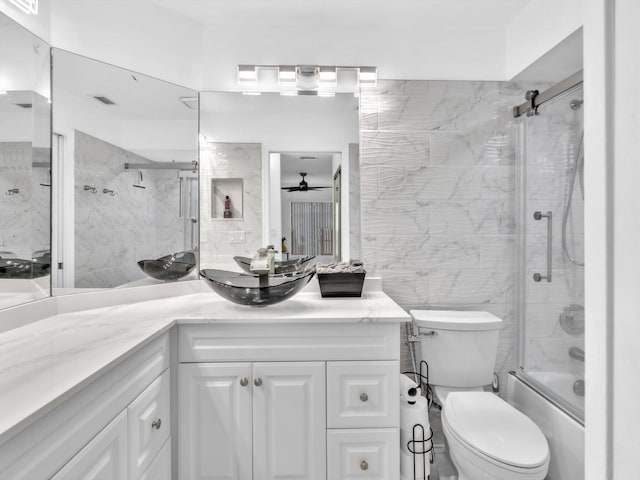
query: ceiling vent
[{"left": 93, "top": 96, "right": 116, "bottom": 105}]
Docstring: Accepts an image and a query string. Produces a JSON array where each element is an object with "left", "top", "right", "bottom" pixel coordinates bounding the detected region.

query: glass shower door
[{"left": 517, "top": 84, "right": 585, "bottom": 421}]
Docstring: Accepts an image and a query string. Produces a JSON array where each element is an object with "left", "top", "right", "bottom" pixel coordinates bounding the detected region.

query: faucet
[
  {"left": 250, "top": 247, "right": 275, "bottom": 275},
  {"left": 569, "top": 346, "right": 585, "bottom": 362}
]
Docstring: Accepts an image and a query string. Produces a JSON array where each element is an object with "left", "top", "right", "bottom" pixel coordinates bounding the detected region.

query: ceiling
[
  {"left": 280, "top": 152, "right": 333, "bottom": 187},
  {"left": 150, "top": 0, "right": 531, "bottom": 29}
]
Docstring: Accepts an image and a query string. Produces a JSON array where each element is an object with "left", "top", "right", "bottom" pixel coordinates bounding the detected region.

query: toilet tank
[{"left": 410, "top": 310, "right": 503, "bottom": 388}]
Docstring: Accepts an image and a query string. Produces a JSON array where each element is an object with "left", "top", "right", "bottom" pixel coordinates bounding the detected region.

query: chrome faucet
[{"left": 569, "top": 346, "right": 585, "bottom": 362}]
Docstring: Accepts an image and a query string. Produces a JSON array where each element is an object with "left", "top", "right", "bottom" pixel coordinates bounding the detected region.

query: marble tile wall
[
  {"left": 200, "top": 143, "right": 263, "bottom": 270},
  {"left": 519, "top": 87, "right": 585, "bottom": 379},
  {"left": 360, "top": 80, "right": 524, "bottom": 388},
  {"left": 74, "top": 131, "right": 184, "bottom": 288},
  {"left": 0, "top": 142, "right": 49, "bottom": 260}
]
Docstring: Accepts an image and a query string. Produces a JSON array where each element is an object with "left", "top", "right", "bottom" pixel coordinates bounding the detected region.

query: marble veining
[{"left": 360, "top": 79, "right": 522, "bottom": 384}]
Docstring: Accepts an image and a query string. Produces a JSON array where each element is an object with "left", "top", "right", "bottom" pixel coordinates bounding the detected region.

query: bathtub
[
  {"left": 507, "top": 373, "right": 584, "bottom": 480},
  {"left": 526, "top": 371, "right": 585, "bottom": 415}
]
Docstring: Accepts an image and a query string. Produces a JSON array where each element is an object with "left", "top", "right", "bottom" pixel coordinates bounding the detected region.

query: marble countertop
[{"left": 0, "top": 287, "right": 410, "bottom": 446}]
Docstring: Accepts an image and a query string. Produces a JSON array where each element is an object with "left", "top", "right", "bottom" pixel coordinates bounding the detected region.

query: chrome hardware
[
  {"left": 573, "top": 379, "right": 585, "bottom": 396},
  {"left": 102, "top": 188, "right": 116, "bottom": 196},
  {"left": 83, "top": 185, "right": 97, "bottom": 193},
  {"left": 254, "top": 378, "right": 263, "bottom": 387},
  {"left": 151, "top": 419, "right": 162, "bottom": 430},
  {"left": 569, "top": 346, "right": 585, "bottom": 362},
  {"left": 420, "top": 330, "right": 438, "bottom": 337},
  {"left": 533, "top": 211, "right": 552, "bottom": 282},
  {"left": 240, "top": 377, "right": 249, "bottom": 387},
  {"left": 560, "top": 304, "right": 585, "bottom": 334},
  {"left": 360, "top": 393, "right": 368, "bottom": 402},
  {"left": 360, "top": 460, "right": 369, "bottom": 471},
  {"left": 5, "top": 188, "right": 19, "bottom": 196}
]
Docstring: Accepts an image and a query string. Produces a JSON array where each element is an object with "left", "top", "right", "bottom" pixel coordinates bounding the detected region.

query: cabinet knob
[
  {"left": 360, "top": 392, "right": 369, "bottom": 402},
  {"left": 151, "top": 419, "right": 162, "bottom": 430},
  {"left": 360, "top": 460, "right": 369, "bottom": 471},
  {"left": 240, "top": 377, "right": 249, "bottom": 387},
  {"left": 254, "top": 378, "right": 263, "bottom": 387}
]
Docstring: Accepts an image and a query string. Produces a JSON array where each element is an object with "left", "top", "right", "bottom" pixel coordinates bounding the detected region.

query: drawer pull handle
[
  {"left": 254, "top": 378, "right": 263, "bottom": 387},
  {"left": 151, "top": 419, "right": 162, "bottom": 430},
  {"left": 360, "top": 393, "right": 368, "bottom": 402},
  {"left": 240, "top": 377, "right": 249, "bottom": 387},
  {"left": 360, "top": 460, "right": 369, "bottom": 471}
]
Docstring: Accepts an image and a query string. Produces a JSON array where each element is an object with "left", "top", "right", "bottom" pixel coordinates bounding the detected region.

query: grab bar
[
  {"left": 569, "top": 346, "right": 585, "bottom": 362},
  {"left": 533, "top": 211, "right": 552, "bottom": 282}
]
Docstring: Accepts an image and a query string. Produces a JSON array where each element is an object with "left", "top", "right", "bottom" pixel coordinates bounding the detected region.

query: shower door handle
[{"left": 533, "top": 211, "right": 552, "bottom": 282}]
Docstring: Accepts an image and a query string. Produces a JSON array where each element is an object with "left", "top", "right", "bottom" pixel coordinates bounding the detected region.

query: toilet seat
[{"left": 443, "top": 392, "right": 549, "bottom": 471}]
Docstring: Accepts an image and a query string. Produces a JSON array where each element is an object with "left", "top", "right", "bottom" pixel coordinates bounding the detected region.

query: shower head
[{"left": 133, "top": 170, "right": 146, "bottom": 189}]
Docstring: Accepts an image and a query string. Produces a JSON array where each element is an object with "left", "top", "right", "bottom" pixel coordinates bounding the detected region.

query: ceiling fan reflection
[{"left": 281, "top": 172, "right": 331, "bottom": 192}]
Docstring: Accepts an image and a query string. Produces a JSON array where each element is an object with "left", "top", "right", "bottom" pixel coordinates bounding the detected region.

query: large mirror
[
  {"left": 0, "top": 12, "right": 51, "bottom": 309},
  {"left": 52, "top": 50, "right": 199, "bottom": 293},
  {"left": 199, "top": 92, "right": 359, "bottom": 271}
]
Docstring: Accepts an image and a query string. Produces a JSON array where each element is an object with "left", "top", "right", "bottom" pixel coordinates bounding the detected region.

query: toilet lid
[{"left": 444, "top": 392, "right": 549, "bottom": 469}]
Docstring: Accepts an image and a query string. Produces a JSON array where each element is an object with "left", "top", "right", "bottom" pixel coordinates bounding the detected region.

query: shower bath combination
[{"left": 514, "top": 73, "right": 586, "bottom": 422}]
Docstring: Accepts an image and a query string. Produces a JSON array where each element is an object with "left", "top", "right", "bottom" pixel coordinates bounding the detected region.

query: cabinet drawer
[
  {"left": 327, "top": 429, "right": 399, "bottom": 480},
  {"left": 139, "top": 438, "right": 171, "bottom": 480},
  {"left": 327, "top": 361, "right": 399, "bottom": 428},
  {"left": 128, "top": 369, "right": 171, "bottom": 480}
]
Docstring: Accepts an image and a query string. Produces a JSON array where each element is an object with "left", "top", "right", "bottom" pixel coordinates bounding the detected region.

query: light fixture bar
[
  {"left": 278, "top": 65, "right": 297, "bottom": 86},
  {"left": 358, "top": 67, "right": 377, "bottom": 86},
  {"left": 237, "top": 65, "right": 258, "bottom": 86}
]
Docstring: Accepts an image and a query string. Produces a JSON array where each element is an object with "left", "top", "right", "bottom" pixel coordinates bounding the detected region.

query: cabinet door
[
  {"left": 179, "top": 363, "right": 252, "bottom": 480},
  {"left": 252, "top": 362, "right": 326, "bottom": 480},
  {"left": 50, "top": 410, "right": 127, "bottom": 480}
]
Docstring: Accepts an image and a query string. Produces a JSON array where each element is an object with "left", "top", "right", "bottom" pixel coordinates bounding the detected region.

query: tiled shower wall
[
  {"left": 360, "top": 80, "right": 524, "bottom": 386},
  {"left": 0, "top": 142, "right": 50, "bottom": 259},
  {"left": 74, "top": 131, "right": 184, "bottom": 288}
]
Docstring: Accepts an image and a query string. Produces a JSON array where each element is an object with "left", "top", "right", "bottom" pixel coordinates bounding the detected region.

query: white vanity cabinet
[
  {"left": 178, "top": 322, "right": 401, "bottom": 480},
  {"left": 0, "top": 334, "right": 171, "bottom": 480},
  {"left": 179, "top": 361, "right": 326, "bottom": 480}
]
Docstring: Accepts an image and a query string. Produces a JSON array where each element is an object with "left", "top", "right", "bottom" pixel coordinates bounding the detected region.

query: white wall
[
  {"left": 50, "top": 0, "right": 204, "bottom": 90},
  {"left": 505, "top": 0, "right": 584, "bottom": 79}
]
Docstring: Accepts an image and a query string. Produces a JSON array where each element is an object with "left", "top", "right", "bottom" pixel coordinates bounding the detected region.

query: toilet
[{"left": 410, "top": 310, "right": 550, "bottom": 480}]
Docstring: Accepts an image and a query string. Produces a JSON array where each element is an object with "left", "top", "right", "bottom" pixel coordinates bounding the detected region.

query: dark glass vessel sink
[
  {"left": 0, "top": 251, "right": 51, "bottom": 279},
  {"left": 233, "top": 255, "right": 316, "bottom": 275},
  {"left": 137, "top": 251, "right": 196, "bottom": 281},
  {"left": 200, "top": 268, "right": 316, "bottom": 306}
]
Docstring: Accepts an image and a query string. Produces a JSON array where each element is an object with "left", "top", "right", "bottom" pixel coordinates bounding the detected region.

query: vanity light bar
[
  {"left": 358, "top": 67, "right": 377, "bottom": 86},
  {"left": 9, "top": 0, "right": 38, "bottom": 14},
  {"left": 238, "top": 65, "right": 378, "bottom": 90},
  {"left": 237, "top": 65, "right": 258, "bottom": 86}
]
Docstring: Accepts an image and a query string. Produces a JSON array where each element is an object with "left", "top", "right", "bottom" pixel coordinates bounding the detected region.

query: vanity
[{"left": 0, "top": 281, "right": 410, "bottom": 480}]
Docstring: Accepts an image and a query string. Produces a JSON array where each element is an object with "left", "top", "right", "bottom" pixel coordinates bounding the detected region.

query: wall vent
[
  {"left": 93, "top": 96, "right": 116, "bottom": 105},
  {"left": 15, "top": 103, "right": 32, "bottom": 109}
]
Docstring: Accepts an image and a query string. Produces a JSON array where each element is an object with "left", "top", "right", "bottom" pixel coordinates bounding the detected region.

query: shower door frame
[{"left": 514, "top": 73, "right": 585, "bottom": 425}]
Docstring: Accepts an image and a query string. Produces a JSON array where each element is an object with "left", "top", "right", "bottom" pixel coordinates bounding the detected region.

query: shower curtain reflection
[{"left": 517, "top": 83, "right": 585, "bottom": 421}]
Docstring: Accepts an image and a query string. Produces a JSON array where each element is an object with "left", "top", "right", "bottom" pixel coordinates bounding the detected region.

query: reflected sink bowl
[
  {"left": 0, "top": 256, "right": 50, "bottom": 279},
  {"left": 200, "top": 267, "right": 316, "bottom": 307},
  {"left": 137, "top": 251, "right": 196, "bottom": 281},
  {"left": 233, "top": 255, "right": 316, "bottom": 275}
]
